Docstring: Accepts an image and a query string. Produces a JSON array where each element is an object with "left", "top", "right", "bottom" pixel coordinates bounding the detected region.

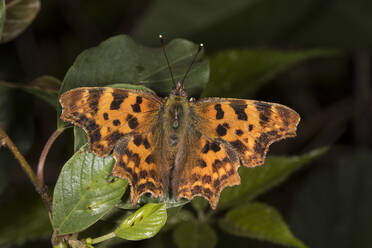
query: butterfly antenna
[
  {"left": 159, "top": 34, "right": 176, "bottom": 87},
  {"left": 181, "top": 43, "right": 203, "bottom": 86}
]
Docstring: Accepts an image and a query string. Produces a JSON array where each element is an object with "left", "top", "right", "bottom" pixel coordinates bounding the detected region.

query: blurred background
[{"left": 0, "top": 0, "right": 371, "bottom": 247}]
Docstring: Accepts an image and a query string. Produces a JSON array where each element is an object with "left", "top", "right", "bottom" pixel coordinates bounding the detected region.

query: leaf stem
[
  {"left": 90, "top": 232, "right": 116, "bottom": 244},
  {"left": 0, "top": 125, "right": 53, "bottom": 213},
  {"left": 37, "top": 128, "right": 65, "bottom": 187}
]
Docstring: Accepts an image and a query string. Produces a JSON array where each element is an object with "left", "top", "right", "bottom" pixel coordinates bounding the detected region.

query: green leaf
[
  {"left": 0, "top": 0, "right": 40, "bottom": 43},
  {"left": 173, "top": 220, "right": 217, "bottom": 248},
  {"left": 203, "top": 49, "right": 336, "bottom": 97},
  {"left": 219, "top": 202, "right": 306, "bottom": 248},
  {"left": 191, "top": 196, "right": 209, "bottom": 213},
  {"left": 52, "top": 144, "right": 128, "bottom": 235},
  {"left": 0, "top": 193, "right": 51, "bottom": 246},
  {"left": 114, "top": 203, "right": 167, "bottom": 240},
  {"left": 58, "top": 35, "right": 209, "bottom": 127},
  {"left": 73, "top": 127, "right": 87, "bottom": 152},
  {"left": 0, "top": 75, "right": 61, "bottom": 109},
  {"left": 289, "top": 149, "right": 372, "bottom": 247},
  {"left": 0, "top": 0, "right": 4, "bottom": 39},
  {"left": 163, "top": 209, "right": 194, "bottom": 232},
  {"left": 218, "top": 147, "right": 328, "bottom": 210}
]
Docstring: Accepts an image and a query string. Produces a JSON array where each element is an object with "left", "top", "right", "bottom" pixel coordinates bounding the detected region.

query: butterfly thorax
[{"left": 163, "top": 94, "right": 189, "bottom": 151}]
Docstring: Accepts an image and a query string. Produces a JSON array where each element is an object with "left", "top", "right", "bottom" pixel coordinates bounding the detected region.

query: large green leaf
[
  {"left": 203, "top": 49, "right": 336, "bottom": 98},
  {"left": 219, "top": 202, "right": 306, "bottom": 248},
  {"left": 289, "top": 149, "right": 372, "bottom": 248},
  {"left": 114, "top": 203, "right": 167, "bottom": 240},
  {"left": 0, "top": 193, "right": 51, "bottom": 246},
  {"left": 218, "top": 147, "right": 327, "bottom": 210},
  {"left": 52, "top": 144, "right": 128, "bottom": 235},
  {"left": 173, "top": 220, "right": 217, "bottom": 248},
  {"left": 0, "top": 0, "right": 40, "bottom": 43},
  {"left": 58, "top": 35, "right": 209, "bottom": 128}
]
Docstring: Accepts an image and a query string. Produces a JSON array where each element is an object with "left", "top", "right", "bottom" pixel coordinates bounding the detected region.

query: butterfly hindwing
[
  {"left": 60, "top": 87, "right": 162, "bottom": 156},
  {"left": 192, "top": 98, "right": 300, "bottom": 167},
  {"left": 172, "top": 130, "right": 241, "bottom": 209},
  {"left": 112, "top": 132, "right": 164, "bottom": 204}
]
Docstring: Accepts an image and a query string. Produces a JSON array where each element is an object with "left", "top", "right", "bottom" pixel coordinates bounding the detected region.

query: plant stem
[
  {"left": 37, "top": 128, "right": 65, "bottom": 187},
  {"left": 90, "top": 232, "right": 116, "bottom": 244},
  {"left": 0, "top": 125, "right": 38, "bottom": 187},
  {"left": 0, "top": 125, "right": 53, "bottom": 213}
]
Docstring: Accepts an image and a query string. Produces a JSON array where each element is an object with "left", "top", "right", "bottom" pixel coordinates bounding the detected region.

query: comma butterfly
[{"left": 59, "top": 36, "right": 300, "bottom": 209}]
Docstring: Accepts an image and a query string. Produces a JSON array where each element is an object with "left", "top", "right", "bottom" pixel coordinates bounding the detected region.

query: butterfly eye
[{"left": 189, "top": 97, "right": 196, "bottom": 102}]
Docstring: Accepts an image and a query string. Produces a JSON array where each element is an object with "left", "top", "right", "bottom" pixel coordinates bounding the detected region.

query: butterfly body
[{"left": 60, "top": 84, "right": 300, "bottom": 209}]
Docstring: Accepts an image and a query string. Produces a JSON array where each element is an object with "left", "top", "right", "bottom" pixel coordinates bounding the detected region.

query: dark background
[{"left": 1, "top": 0, "right": 372, "bottom": 247}]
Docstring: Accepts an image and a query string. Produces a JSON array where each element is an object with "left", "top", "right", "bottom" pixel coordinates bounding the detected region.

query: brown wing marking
[
  {"left": 173, "top": 131, "right": 240, "bottom": 209},
  {"left": 192, "top": 98, "right": 300, "bottom": 167},
  {"left": 60, "top": 87, "right": 161, "bottom": 156}
]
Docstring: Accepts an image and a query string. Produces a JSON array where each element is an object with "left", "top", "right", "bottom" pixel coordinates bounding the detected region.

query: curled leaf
[{"left": 114, "top": 203, "right": 167, "bottom": 240}]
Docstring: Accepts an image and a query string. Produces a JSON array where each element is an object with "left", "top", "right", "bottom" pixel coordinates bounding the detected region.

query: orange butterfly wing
[
  {"left": 172, "top": 98, "right": 300, "bottom": 209},
  {"left": 60, "top": 87, "right": 164, "bottom": 203}
]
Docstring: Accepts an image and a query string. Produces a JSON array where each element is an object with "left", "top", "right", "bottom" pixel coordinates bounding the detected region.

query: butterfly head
[{"left": 170, "top": 81, "right": 187, "bottom": 97}]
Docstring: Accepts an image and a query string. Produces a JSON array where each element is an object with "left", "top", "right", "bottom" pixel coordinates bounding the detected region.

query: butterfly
[{"left": 59, "top": 38, "right": 300, "bottom": 209}]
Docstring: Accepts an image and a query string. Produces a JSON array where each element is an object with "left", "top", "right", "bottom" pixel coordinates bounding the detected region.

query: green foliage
[
  {"left": 203, "top": 49, "right": 336, "bottom": 98},
  {"left": 219, "top": 202, "right": 307, "bottom": 248},
  {"left": 0, "top": 193, "right": 51, "bottom": 246},
  {"left": 218, "top": 147, "right": 328, "bottom": 210},
  {"left": 289, "top": 149, "right": 372, "bottom": 247},
  {"left": 0, "top": 0, "right": 40, "bottom": 43},
  {"left": 114, "top": 203, "right": 167, "bottom": 240},
  {"left": 173, "top": 220, "right": 217, "bottom": 248},
  {"left": 52, "top": 144, "right": 128, "bottom": 235}
]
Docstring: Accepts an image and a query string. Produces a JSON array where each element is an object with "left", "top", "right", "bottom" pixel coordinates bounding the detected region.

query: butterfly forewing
[
  {"left": 192, "top": 98, "right": 300, "bottom": 167},
  {"left": 60, "top": 87, "right": 162, "bottom": 156}
]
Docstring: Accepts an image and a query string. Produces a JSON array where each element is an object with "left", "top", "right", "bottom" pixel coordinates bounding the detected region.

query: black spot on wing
[
  {"left": 202, "top": 143, "right": 210, "bottom": 154},
  {"left": 235, "top": 129, "right": 243, "bottom": 136},
  {"left": 255, "top": 102, "right": 272, "bottom": 125},
  {"left": 103, "top": 113, "right": 109, "bottom": 120},
  {"left": 88, "top": 88, "right": 103, "bottom": 114},
  {"left": 214, "top": 104, "right": 224, "bottom": 119},
  {"left": 131, "top": 104, "right": 141, "bottom": 113},
  {"left": 210, "top": 142, "right": 221, "bottom": 152},
  {"left": 230, "top": 102, "right": 248, "bottom": 121},
  {"left": 254, "top": 133, "right": 269, "bottom": 157},
  {"left": 113, "top": 119, "right": 121, "bottom": 126},
  {"left": 128, "top": 117, "right": 139, "bottom": 129},
  {"left": 216, "top": 124, "right": 227, "bottom": 136},
  {"left": 143, "top": 138, "right": 151, "bottom": 149},
  {"left": 145, "top": 154, "right": 154, "bottom": 164},
  {"left": 110, "top": 91, "right": 127, "bottom": 110},
  {"left": 133, "top": 135, "right": 142, "bottom": 146}
]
